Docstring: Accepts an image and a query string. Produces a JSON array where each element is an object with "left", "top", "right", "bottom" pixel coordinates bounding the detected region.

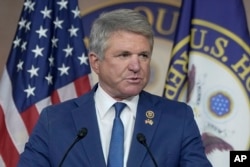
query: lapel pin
[{"left": 145, "top": 110, "right": 154, "bottom": 125}]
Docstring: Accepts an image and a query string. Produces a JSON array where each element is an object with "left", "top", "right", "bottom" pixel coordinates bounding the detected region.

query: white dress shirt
[{"left": 94, "top": 85, "right": 138, "bottom": 166}]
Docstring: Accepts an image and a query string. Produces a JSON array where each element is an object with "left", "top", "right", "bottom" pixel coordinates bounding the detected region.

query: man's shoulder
[
  {"left": 140, "top": 90, "right": 187, "bottom": 106},
  {"left": 42, "top": 89, "right": 94, "bottom": 113}
]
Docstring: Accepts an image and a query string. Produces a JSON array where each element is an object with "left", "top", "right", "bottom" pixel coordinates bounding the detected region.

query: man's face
[{"left": 90, "top": 31, "right": 152, "bottom": 100}]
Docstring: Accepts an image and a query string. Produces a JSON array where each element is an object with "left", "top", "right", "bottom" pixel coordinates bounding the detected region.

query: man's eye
[
  {"left": 120, "top": 53, "right": 130, "bottom": 57},
  {"left": 140, "top": 54, "right": 149, "bottom": 58}
]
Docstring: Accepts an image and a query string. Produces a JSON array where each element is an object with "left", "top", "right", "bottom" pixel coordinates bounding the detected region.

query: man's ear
[{"left": 89, "top": 52, "right": 100, "bottom": 74}]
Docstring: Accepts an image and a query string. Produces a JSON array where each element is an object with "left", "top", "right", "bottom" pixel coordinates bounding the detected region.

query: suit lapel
[
  {"left": 71, "top": 87, "right": 106, "bottom": 167},
  {"left": 127, "top": 91, "right": 162, "bottom": 166}
]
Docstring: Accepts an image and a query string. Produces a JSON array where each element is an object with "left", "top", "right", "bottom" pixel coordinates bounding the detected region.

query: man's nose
[{"left": 128, "top": 55, "right": 140, "bottom": 72}]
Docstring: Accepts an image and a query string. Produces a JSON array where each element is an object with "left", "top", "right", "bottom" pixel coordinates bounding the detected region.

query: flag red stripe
[
  {"left": 20, "top": 105, "right": 39, "bottom": 135},
  {"left": 0, "top": 105, "right": 19, "bottom": 167},
  {"left": 74, "top": 76, "right": 91, "bottom": 96},
  {"left": 51, "top": 90, "right": 61, "bottom": 105}
]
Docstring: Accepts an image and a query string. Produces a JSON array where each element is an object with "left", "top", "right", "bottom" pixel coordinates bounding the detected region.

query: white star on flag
[
  {"left": 41, "top": 6, "right": 52, "bottom": 18},
  {"left": 24, "top": 84, "right": 36, "bottom": 98},
  {"left": 36, "top": 26, "right": 48, "bottom": 38},
  {"left": 32, "top": 45, "right": 44, "bottom": 57},
  {"left": 27, "top": 65, "right": 39, "bottom": 78},
  {"left": 58, "top": 63, "right": 70, "bottom": 76}
]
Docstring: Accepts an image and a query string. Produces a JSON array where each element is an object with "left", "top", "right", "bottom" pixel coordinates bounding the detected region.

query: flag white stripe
[
  {"left": 0, "top": 68, "right": 29, "bottom": 153},
  {"left": 57, "top": 82, "right": 78, "bottom": 102},
  {"left": 0, "top": 156, "right": 6, "bottom": 167},
  {"left": 35, "top": 96, "right": 52, "bottom": 115}
]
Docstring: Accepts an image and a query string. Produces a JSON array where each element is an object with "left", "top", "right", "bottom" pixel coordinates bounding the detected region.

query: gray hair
[{"left": 89, "top": 9, "right": 154, "bottom": 59}]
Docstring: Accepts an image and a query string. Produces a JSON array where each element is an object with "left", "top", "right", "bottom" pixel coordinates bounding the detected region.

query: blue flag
[
  {"left": 164, "top": 0, "right": 250, "bottom": 166},
  {"left": 0, "top": 0, "right": 91, "bottom": 166}
]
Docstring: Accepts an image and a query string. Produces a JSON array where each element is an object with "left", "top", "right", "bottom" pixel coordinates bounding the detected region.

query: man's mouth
[{"left": 126, "top": 77, "right": 142, "bottom": 83}]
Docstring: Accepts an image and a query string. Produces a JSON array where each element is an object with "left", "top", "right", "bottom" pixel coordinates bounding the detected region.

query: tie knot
[{"left": 114, "top": 102, "right": 126, "bottom": 117}]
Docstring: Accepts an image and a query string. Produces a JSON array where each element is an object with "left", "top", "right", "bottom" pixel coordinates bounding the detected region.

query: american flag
[{"left": 0, "top": 0, "right": 91, "bottom": 166}]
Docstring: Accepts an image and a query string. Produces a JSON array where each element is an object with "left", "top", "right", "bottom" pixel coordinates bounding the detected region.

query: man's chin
[{"left": 122, "top": 87, "right": 144, "bottom": 96}]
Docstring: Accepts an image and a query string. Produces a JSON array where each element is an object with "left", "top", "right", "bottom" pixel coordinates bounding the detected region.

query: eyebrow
[{"left": 140, "top": 51, "right": 151, "bottom": 55}]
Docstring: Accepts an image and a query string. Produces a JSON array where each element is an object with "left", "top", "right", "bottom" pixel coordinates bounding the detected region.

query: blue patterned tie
[{"left": 107, "top": 102, "right": 126, "bottom": 167}]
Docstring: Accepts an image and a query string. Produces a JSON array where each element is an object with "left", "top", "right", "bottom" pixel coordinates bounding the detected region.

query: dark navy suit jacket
[{"left": 18, "top": 85, "right": 212, "bottom": 167}]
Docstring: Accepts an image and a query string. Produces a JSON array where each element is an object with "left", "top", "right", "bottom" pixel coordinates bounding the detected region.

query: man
[{"left": 18, "top": 9, "right": 212, "bottom": 167}]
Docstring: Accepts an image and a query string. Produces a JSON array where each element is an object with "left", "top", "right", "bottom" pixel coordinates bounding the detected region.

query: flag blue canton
[{"left": 6, "top": 0, "right": 91, "bottom": 113}]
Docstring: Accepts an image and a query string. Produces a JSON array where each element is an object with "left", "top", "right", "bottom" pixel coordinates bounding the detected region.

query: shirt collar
[{"left": 94, "top": 84, "right": 139, "bottom": 119}]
